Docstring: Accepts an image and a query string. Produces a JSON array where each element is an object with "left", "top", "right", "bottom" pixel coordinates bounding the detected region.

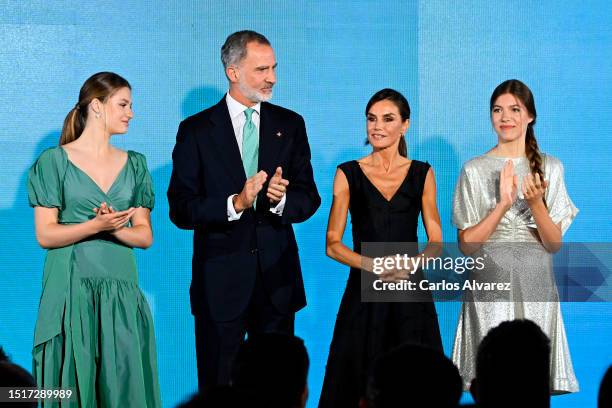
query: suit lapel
[
  {"left": 209, "top": 97, "right": 246, "bottom": 188},
  {"left": 258, "top": 103, "right": 283, "bottom": 175}
]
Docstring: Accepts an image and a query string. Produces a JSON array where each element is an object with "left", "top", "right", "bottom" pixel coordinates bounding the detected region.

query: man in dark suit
[{"left": 167, "top": 30, "right": 320, "bottom": 391}]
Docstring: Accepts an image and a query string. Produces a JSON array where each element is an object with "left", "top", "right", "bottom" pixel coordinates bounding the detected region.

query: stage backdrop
[{"left": 1, "top": 1, "right": 610, "bottom": 407}]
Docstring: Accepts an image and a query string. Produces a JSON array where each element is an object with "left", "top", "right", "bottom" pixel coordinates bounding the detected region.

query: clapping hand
[
  {"left": 92, "top": 202, "right": 136, "bottom": 232},
  {"left": 94, "top": 202, "right": 112, "bottom": 216},
  {"left": 234, "top": 171, "right": 268, "bottom": 212},
  {"left": 522, "top": 173, "right": 548, "bottom": 207},
  {"left": 499, "top": 160, "right": 518, "bottom": 210},
  {"left": 267, "top": 167, "right": 289, "bottom": 204}
]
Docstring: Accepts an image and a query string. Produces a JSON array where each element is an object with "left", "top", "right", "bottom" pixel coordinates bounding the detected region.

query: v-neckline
[
  {"left": 355, "top": 160, "right": 413, "bottom": 203},
  {"left": 60, "top": 147, "right": 130, "bottom": 196}
]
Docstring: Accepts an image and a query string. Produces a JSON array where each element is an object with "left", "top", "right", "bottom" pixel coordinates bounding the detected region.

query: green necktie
[
  {"left": 242, "top": 108, "right": 259, "bottom": 179},
  {"left": 242, "top": 108, "right": 259, "bottom": 207}
]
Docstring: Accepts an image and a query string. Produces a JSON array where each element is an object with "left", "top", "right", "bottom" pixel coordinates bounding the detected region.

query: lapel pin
[{"left": 276, "top": 131, "right": 282, "bottom": 137}]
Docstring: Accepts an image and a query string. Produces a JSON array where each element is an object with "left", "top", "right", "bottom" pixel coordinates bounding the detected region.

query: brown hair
[
  {"left": 365, "top": 88, "right": 410, "bottom": 158},
  {"left": 59, "top": 72, "right": 131, "bottom": 145},
  {"left": 490, "top": 79, "right": 546, "bottom": 204}
]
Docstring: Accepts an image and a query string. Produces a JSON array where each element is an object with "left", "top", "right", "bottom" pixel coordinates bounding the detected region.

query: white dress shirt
[{"left": 225, "top": 92, "right": 286, "bottom": 220}]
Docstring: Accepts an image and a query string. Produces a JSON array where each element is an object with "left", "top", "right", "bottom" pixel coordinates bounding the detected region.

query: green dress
[{"left": 28, "top": 146, "right": 161, "bottom": 407}]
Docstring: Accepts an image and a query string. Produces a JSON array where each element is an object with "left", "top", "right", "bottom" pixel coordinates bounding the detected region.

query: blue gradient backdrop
[{"left": 1, "top": 1, "right": 610, "bottom": 407}]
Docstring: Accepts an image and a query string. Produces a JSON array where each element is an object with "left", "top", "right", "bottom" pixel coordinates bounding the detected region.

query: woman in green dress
[{"left": 28, "top": 72, "right": 161, "bottom": 407}]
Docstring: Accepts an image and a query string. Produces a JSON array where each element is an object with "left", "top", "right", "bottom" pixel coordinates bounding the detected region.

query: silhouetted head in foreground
[
  {"left": 176, "top": 385, "right": 251, "bottom": 408},
  {"left": 599, "top": 365, "right": 612, "bottom": 408},
  {"left": 232, "top": 333, "right": 309, "bottom": 408},
  {"left": 0, "top": 346, "right": 36, "bottom": 407},
  {"left": 471, "top": 319, "right": 551, "bottom": 408},
  {"left": 364, "top": 343, "right": 462, "bottom": 408}
]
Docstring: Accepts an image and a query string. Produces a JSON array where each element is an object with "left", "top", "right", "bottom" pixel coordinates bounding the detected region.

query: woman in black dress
[{"left": 320, "top": 89, "right": 443, "bottom": 406}]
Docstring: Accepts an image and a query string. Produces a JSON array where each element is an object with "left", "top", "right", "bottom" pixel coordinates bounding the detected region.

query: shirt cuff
[
  {"left": 269, "top": 194, "right": 286, "bottom": 216},
  {"left": 227, "top": 194, "right": 244, "bottom": 221}
]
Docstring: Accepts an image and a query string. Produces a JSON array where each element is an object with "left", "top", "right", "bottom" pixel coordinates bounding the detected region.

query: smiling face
[
  {"left": 227, "top": 41, "right": 277, "bottom": 106},
  {"left": 491, "top": 93, "right": 533, "bottom": 143},
  {"left": 366, "top": 99, "right": 409, "bottom": 151}
]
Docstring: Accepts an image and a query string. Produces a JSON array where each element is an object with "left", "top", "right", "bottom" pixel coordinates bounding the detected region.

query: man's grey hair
[{"left": 221, "top": 30, "right": 271, "bottom": 69}]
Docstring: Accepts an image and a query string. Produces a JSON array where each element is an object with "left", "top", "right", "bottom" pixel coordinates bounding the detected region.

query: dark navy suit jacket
[{"left": 167, "top": 97, "right": 320, "bottom": 322}]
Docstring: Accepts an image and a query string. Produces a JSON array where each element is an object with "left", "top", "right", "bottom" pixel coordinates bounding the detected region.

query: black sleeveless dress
[{"left": 319, "top": 160, "right": 443, "bottom": 407}]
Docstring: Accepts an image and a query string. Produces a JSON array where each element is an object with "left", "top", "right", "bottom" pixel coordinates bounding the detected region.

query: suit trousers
[{"left": 194, "top": 258, "right": 295, "bottom": 392}]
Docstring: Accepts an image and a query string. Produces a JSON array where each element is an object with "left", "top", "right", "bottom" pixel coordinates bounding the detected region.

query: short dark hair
[
  {"left": 221, "top": 30, "right": 271, "bottom": 69},
  {"left": 475, "top": 319, "right": 551, "bottom": 408},
  {"left": 0, "top": 346, "right": 9, "bottom": 362},
  {"left": 599, "top": 365, "right": 612, "bottom": 408},
  {"left": 0, "top": 346, "right": 37, "bottom": 395},
  {"left": 177, "top": 386, "right": 251, "bottom": 408},
  {"left": 367, "top": 343, "right": 462, "bottom": 408},
  {"left": 232, "top": 333, "right": 309, "bottom": 408}
]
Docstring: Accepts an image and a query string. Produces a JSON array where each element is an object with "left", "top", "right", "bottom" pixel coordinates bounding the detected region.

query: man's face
[{"left": 229, "top": 41, "right": 277, "bottom": 104}]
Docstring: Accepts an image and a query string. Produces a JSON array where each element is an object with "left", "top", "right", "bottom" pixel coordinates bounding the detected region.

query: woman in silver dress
[{"left": 451, "top": 79, "right": 579, "bottom": 393}]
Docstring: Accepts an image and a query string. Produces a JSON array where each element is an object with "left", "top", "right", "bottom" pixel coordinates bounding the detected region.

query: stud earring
[{"left": 95, "top": 112, "right": 101, "bottom": 119}]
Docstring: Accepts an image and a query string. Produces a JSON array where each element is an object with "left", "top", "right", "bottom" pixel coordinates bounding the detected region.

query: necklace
[{"left": 370, "top": 155, "right": 393, "bottom": 173}]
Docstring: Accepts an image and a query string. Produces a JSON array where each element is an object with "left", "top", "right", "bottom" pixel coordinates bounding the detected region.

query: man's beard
[{"left": 238, "top": 79, "right": 273, "bottom": 103}]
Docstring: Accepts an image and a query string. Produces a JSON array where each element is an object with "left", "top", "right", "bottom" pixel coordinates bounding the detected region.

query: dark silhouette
[
  {"left": 0, "top": 346, "right": 36, "bottom": 387},
  {"left": 231, "top": 333, "right": 309, "bottom": 408},
  {"left": 599, "top": 365, "right": 612, "bottom": 408},
  {"left": 0, "top": 346, "right": 36, "bottom": 408},
  {"left": 176, "top": 385, "right": 251, "bottom": 408},
  {"left": 363, "top": 343, "right": 462, "bottom": 408},
  {"left": 471, "top": 319, "right": 551, "bottom": 408}
]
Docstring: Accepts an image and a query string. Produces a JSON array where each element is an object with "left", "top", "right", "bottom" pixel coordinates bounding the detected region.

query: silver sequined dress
[{"left": 451, "top": 153, "right": 579, "bottom": 393}]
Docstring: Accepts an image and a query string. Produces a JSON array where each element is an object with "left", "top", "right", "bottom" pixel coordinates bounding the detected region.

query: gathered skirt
[{"left": 32, "top": 240, "right": 161, "bottom": 407}]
